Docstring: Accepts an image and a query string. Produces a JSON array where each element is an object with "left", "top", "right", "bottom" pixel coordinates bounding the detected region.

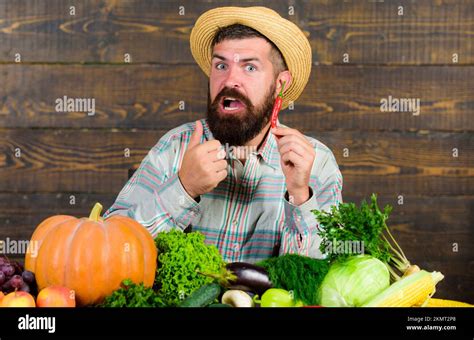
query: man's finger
[
  {"left": 187, "top": 120, "right": 203, "bottom": 149},
  {"left": 212, "top": 159, "right": 228, "bottom": 172},
  {"left": 200, "top": 139, "right": 222, "bottom": 153},
  {"left": 216, "top": 169, "right": 228, "bottom": 182},
  {"left": 271, "top": 126, "right": 304, "bottom": 137},
  {"left": 281, "top": 150, "right": 306, "bottom": 167},
  {"left": 279, "top": 141, "right": 310, "bottom": 159},
  {"left": 208, "top": 149, "right": 226, "bottom": 162},
  {"left": 277, "top": 134, "right": 314, "bottom": 154},
  {"left": 273, "top": 127, "right": 313, "bottom": 148}
]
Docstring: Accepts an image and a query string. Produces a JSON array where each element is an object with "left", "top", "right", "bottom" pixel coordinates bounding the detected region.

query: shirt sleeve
[
  {"left": 102, "top": 132, "right": 201, "bottom": 238},
  {"left": 280, "top": 147, "right": 343, "bottom": 258}
]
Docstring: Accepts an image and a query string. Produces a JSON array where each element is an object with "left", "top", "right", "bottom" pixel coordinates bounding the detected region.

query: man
[{"left": 103, "top": 7, "right": 343, "bottom": 263}]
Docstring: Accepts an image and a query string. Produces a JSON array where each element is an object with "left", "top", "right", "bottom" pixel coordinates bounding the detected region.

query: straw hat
[{"left": 190, "top": 6, "right": 312, "bottom": 110}]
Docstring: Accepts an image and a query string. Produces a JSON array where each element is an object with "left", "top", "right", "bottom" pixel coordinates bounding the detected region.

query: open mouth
[{"left": 220, "top": 97, "right": 245, "bottom": 112}]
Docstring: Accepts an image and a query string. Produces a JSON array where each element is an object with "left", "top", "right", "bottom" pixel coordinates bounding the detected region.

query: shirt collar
[
  {"left": 201, "top": 118, "right": 280, "bottom": 170},
  {"left": 201, "top": 118, "right": 213, "bottom": 141}
]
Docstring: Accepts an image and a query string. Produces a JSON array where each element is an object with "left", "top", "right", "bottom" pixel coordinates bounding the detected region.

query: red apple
[
  {"left": 36, "top": 286, "right": 76, "bottom": 307},
  {"left": 1, "top": 291, "right": 36, "bottom": 307}
]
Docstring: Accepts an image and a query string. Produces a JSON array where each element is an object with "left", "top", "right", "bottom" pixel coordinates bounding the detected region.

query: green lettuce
[{"left": 155, "top": 230, "right": 225, "bottom": 306}]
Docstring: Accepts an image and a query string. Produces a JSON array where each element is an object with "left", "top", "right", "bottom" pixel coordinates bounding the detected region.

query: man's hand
[
  {"left": 271, "top": 126, "right": 315, "bottom": 206},
  {"left": 178, "top": 120, "right": 228, "bottom": 199}
]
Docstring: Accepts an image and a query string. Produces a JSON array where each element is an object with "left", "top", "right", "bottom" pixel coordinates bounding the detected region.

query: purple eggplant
[{"left": 225, "top": 262, "right": 272, "bottom": 295}]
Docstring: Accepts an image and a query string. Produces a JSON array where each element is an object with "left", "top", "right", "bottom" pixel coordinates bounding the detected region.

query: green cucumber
[
  {"left": 207, "top": 303, "right": 231, "bottom": 308},
  {"left": 179, "top": 283, "right": 221, "bottom": 307}
]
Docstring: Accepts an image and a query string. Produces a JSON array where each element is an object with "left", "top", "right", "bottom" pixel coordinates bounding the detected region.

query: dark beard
[{"left": 206, "top": 83, "right": 276, "bottom": 146}]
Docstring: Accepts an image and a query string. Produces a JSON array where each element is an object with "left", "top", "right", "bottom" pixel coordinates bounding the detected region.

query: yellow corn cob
[
  {"left": 421, "top": 298, "right": 473, "bottom": 308},
  {"left": 362, "top": 270, "right": 444, "bottom": 307}
]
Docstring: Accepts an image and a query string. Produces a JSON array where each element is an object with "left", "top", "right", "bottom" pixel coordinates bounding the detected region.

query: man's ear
[{"left": 275, "top": 71, "right": 292, "bottom": 96}]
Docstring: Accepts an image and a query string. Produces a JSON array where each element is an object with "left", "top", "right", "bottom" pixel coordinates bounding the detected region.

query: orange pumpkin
[{"left": 25, "top": 203, "right": 157, "bottom": 306}]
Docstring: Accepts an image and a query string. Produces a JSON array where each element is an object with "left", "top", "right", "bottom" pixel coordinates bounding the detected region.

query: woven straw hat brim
[{"left": 190, "top": 6, "right": 312, "bottom": 110}]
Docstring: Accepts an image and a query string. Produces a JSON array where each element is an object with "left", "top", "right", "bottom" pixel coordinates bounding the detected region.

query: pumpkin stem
[{"left": 89, "top": 202, "right": 104, "bottom": 222}]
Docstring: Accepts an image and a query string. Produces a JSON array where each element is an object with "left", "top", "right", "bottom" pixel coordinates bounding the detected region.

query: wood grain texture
[
  {"left": 0, "top": 193, "right": 114, "bottom": 239},
  {"left": 0, "top": 64, "right": 473, "bottom": 132},
  {"left": 421, "top": 260, "right": 474, "bottom": 303},
  {"left": 319, "top": 130, "right": 473, "bottom": 196},
  {"left": 0, "top": 0, "right": 472, "bottom": 64},
  {"left": 0, "top": 129, "right": 164, "bottom": 193}
]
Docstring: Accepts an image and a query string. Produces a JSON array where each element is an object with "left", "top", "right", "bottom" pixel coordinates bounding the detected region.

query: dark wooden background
[{"left": 0, "top": 0, "right": 472, "bottom": 302}]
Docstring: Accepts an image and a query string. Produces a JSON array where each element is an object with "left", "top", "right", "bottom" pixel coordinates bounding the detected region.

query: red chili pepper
[{"left": 270, "top": 81, "right": 286, "bottom": 129}]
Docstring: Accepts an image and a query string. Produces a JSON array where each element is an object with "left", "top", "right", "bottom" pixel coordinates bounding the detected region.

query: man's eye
[
  {"left": 216, "top": 63, "right": 226, "bottom": 70},
  {"left": 245, "top": 65, "right": 256, "bottom": 72}
]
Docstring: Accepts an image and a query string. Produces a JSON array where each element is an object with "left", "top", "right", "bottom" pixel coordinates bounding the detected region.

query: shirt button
[
  {"left": 232, "top": 219, "right": 238, "bottom": 226},
  {"left": 295, "top": 215, "right": 301, "bottom": 222},
  {"left": 233, "top": 243, "right": 240, "bottom": 251}
]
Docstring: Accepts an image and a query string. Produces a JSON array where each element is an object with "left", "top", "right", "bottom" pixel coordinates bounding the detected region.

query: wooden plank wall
[{"left": 0, "top": 0, "right": 473, "bottom": 302}]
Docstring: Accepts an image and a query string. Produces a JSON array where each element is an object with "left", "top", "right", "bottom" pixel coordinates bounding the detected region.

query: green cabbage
[{"left": 318, "top": 255, "right": 390, "bottom": 307}]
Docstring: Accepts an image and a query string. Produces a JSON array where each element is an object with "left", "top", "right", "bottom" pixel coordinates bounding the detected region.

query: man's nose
[{"left": 223, "top": 65, "right": 242, "bottom": 89}]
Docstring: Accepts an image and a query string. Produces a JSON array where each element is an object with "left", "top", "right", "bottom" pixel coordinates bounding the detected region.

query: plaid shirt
[{"left": 103, "top": 118, "right": 343, "bottom": 263}]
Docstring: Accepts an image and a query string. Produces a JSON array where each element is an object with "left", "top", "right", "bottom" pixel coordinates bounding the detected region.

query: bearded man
[{"left": 104, "top": 7, "right": 343, "bottom": 262}]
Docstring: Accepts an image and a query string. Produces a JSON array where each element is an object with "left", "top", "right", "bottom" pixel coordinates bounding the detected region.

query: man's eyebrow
[
  {"left": 212, "top": 54, "right": 227, "bottom": 61},
  {"left": 240, "top": 57, "right": 261, "bottom": 63},
  {"left": 212, "top": 54, "right": 261, "bottom": 64}
]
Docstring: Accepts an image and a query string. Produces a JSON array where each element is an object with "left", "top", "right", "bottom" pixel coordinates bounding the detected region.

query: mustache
[{"left": 213, "top": 87, "right": 254, "bottom": 109}]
